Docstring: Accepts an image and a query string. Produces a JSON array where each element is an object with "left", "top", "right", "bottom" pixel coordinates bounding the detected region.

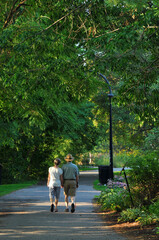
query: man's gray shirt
[{"left": 62, "top": 162, "right": 79, "bottom": 180}]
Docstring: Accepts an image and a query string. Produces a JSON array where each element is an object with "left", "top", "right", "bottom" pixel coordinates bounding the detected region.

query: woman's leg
[
  {"left": 54, "top": 187, "right": 61, "bottom": 211},
  {"left": 49, "top": 188, "right": 55, "bottom": 212},
  {"left": 55, "top": 199, "right": 58, "bottom": 210}
]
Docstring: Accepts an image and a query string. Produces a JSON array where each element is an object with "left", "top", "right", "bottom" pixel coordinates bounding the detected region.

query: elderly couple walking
[{"left": 47, "top": 154, "right": 79, "bottom": 213}]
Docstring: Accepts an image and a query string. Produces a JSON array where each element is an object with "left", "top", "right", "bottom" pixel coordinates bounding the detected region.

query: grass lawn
[
  {"left": 79, "top": 166, "right": 98, "bottom": 171},
  {"left": 93, "top": 179, "right": 107, "bottom": 191},
  {"left": 0, "top": 181, "right": 37, "bottom": 197}
]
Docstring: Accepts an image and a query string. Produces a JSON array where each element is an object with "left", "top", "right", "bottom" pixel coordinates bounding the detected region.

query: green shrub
[
  {"left": 149, "top": 200, "right": 159, "bottom": 217},
  {"left": 113, "top": 150, "right": 137, "bottom": 168},
  {"left": 136, "top": 213, "right": 158, "bottom": 226},
  {"left": 94, "top": 150, "right": 138, "bottom": 168},
  {"left": 98, "top": 187, "right": 131, "bottom": 212},
  {"left": 126, "top": 152, "right": 159, "bottom": 205},
  {"left": 118, "top": 208, "right": 142, "bottom": 222},
  {"left": 94, "top": 154, "right": 110, "bottom": 166},
  {"left": 119, "top": 207, "right": 159, "bottom": 226}
]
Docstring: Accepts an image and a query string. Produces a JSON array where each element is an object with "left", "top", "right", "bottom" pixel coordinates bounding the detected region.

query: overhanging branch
[
  {"left": 16, "top": 4, "right": 86, "bottom": 45},
  {"left": 3, "top": 0, "right": 28, "bottom": 29}
]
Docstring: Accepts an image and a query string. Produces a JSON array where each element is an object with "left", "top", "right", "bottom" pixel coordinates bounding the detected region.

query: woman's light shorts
[{"left": 49, "top": 186, "right": 61, "bottom": 200}]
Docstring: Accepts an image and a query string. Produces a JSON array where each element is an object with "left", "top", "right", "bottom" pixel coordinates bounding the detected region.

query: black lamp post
[{"left": 98, "top": 73, "right": 114, "bottom": 179}]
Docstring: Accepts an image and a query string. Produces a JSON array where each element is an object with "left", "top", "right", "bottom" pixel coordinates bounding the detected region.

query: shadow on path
[{"left": 0, "top": 171, "right": 128, "bottom": 240}]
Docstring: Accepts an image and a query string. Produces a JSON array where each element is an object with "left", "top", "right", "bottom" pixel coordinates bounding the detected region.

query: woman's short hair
[{"left": 54, "top": 158, "right": 61, "bottom": 165}]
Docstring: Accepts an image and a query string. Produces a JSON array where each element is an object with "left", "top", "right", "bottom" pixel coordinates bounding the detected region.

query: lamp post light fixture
[{"left": 98, "top": 73, "right": 114, "bottom": 179}]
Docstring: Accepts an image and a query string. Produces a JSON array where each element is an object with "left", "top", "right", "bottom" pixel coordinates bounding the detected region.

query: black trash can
[
  {"left": 0, "top": 164, "right": 2, "bottom": 185},
  {"left": 98, "top": 165, "right": 111, "bottom": 185}
]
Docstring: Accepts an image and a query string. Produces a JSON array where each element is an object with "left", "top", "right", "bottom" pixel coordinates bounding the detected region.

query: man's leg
[
  {"left": 69, "top": 181, "right": 76, "bottom": 213},
  {"left": 71, "top": 196, "right": 75, "bottom": 204},
  {"left": 64, "top": 194, "right": 69, "bottom": 211},
  {"left": 64, "top": 181, "right": 69, "bottom": 212},
  {"left": 70, "top": 196, "right": 75, "bottom": 213}
]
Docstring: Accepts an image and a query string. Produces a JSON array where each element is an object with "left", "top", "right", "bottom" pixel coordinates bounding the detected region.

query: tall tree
[
  {"left": 0, "top": 0, "right": 100, "bottom": 181},
  {"left": 85, "top": 0, "right": 159, "bottom": 148},
  {"left": 0, "top": 0, "right": 158, "bottom": 181}
]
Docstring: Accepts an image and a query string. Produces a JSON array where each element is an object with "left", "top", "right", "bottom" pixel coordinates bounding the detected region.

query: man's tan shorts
[{"left": 64, "top": 180, "right": 76, "bottom": 197}]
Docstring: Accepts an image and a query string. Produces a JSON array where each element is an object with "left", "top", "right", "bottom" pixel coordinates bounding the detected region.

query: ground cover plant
[
  {"left": 95, "top": 174, "right": 132, "bottom": 212},
  {"left": 118, "top": 205, "right": 159, "bottom": 226}
]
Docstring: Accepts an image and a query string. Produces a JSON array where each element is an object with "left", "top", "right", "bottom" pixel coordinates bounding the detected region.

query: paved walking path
[{"left": 0, "top": 170, "right": 128, "bottom": 240}]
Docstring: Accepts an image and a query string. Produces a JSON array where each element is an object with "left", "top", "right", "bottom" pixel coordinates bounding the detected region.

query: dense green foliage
[
  {"left": 89, "top": 0, "right": 159, "bottom": 155},
  {"left": 0, "top": 0, "right": 100, "bottom": 182},
  {"left": 127, "top": 153, "right": 159, "bottom": 205},
  {"left": 97, "top": 154, "right": 159, "bottom": 207},
  {"left": 0, "top": 0, "right": 158, "bottom": 182},
  {"left": 119, "top": 205, "right": 159, "bottom": 226},
  {"left": 98, "top": 187, "right": 131, "bottom": 212},
  {"left": 96, "top": 156, "right": 159, "bottom": 230}
]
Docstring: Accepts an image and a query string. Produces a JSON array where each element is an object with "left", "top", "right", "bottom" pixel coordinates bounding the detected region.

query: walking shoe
[
  {"left": 65, "top": 208, "right": 69, "bottom": 212},
  {"left": 50, "top": 204, "right": 54, "bottom": 212},
  {"left": 71, "top": 203, "right": 75, "bottom": 213}
]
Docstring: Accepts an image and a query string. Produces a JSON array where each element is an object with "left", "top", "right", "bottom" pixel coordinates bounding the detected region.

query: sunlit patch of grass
[
  {"left": 78, "top": 166, "right": 98, "bottom": 171},
  {"left": 0, "top": 181, "right": 37, "bottom": 197}
]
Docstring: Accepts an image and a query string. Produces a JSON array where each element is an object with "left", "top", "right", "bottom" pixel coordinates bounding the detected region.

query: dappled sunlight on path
[
  {"left": 0, "top": 208, "right": 125, "bottom": 240},
  {"left": 0, "top": 171, "right": 128, "bottom": 240}
]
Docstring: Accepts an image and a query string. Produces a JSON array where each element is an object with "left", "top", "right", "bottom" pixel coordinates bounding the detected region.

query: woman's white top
[{"left": 48, "top": 167, "right": 63, "bottom": 188}]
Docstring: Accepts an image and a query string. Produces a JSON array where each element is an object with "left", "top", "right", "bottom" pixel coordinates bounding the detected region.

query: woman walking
[{"left": 47, "top": 158, "right": 63, "bottom": 212}]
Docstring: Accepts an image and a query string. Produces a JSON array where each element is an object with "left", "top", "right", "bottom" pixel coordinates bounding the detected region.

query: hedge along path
[{"left": 0, "top": 170, "right": 128, "bottom": 240}]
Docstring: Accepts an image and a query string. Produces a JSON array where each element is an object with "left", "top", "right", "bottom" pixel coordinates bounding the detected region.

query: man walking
[{"left": 62, "top": 154, "right": 79, "bottom": 213}]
